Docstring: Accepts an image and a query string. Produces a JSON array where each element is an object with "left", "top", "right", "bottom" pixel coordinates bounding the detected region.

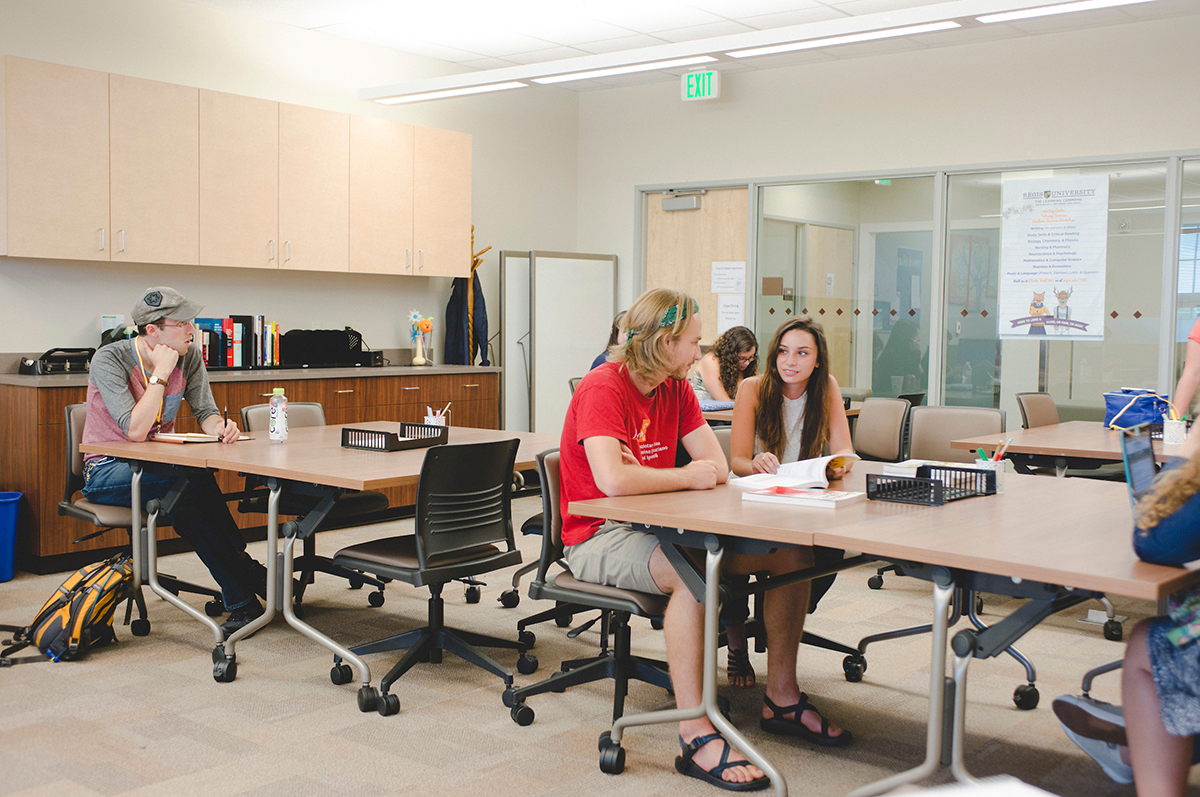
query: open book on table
[
  {"left": 741, "top": 486, "right": 866, "bottom": 509},
  {"left": 153, "top": 432, "right": 254, "bottom": 444},
  {"left": 730, "top": 453, "right": 861, "bottom": 491}
]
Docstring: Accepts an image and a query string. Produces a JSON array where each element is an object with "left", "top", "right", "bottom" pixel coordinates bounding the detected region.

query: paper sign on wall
[
  {"left": 711, "top": 261, "right": 745, "bottom": 293},
  {"left": 998, "top": 175, "right": 1108, "bottom": 341},
  {"left": 716, "top": 294, "right": 744, "bottom": 335}
]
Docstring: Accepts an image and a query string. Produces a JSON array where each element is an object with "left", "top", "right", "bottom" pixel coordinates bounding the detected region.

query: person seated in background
[
  {"left": 561, "top": 288, "right": 848, "bottom": 792},
  {"left": 872, "top": 318, "right": 924, "bottom": 397},
  {"left": 723, "top": 315, "right": 856, "bottom": 690},
  {"left": 81, "top": 287, "right": 266, "bottom": 636},
  {"left": 590, "top": 310, "right": 627, "bottom": 371},
  {"left": 1054, "top": 427, "right": 1200, "bottom": 795},
  {"left": 690, "top": 326, "right": 758, "bottom": 402},
  {"left": 1172, "top": 315, "right": 1200, "bottom": 417}
]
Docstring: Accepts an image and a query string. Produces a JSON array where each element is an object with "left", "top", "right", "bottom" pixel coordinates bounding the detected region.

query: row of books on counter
[{"left": 193, "top": 316, "right": 281, "bottom": 369}]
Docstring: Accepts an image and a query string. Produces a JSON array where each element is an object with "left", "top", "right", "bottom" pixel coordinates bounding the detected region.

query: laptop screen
[{"left": 1121, "top": 427, "right": 1158, "bottom": 509}]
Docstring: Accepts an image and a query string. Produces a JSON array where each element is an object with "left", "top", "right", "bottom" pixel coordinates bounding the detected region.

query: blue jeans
[{"left": 83, "top": 459, "right": 258, "bottom": 611}]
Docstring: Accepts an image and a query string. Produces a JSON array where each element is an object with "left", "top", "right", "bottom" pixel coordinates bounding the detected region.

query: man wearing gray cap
[{"left": 81, "top": 287, "right": 265, "bottom": 635}]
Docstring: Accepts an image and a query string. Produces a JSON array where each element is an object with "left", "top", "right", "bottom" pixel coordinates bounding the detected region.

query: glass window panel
[
  {"left": 946, "top": 164, "right": 1168, "bottom": 423},
  {"left": 1173, "top": 160, "right": 1200, "bottom": 414},
  {"left": 757, "top": 177, "right": 935, "bottom": 401}
]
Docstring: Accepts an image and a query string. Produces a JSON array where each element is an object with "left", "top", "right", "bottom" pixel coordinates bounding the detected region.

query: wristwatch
[{"left": 147, "top": 374, "right": 165, "bottom": 387}]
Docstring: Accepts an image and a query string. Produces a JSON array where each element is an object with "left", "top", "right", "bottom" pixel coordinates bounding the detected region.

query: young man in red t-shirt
[{"left": 560, "top": 288, "right": 849, "bottom": 792}]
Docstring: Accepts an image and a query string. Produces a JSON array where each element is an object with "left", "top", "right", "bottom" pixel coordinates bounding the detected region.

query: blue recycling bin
[{"left": 0, "top": 492, "right": 20, "bottom": 582}]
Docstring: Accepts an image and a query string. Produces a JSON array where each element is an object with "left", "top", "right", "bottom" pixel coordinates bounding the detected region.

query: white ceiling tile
[
  {"left": 576, "top": 0, "right": 727, "bottom": 33},
  {"left": 502, "top": 46, "right": 595, "bottom": 64},
  {"left": 737, "top": 6, "right": 852, "bottom": 30},
  {"left": 495, "top": 14, "right": 640, "bottom": 44},
  {"left": 651, "top": 20, "right": 759, "bottom": 41},
  {"left": 459, "top": 57, "right": 524, "bottom": 70},
  {"left": 421, "top": 29, "right": 562, "bottom": 58},
  {"left": 572, "top": 33, "right": 676, "bottom": 53},
  {"left": 826, "top": 0, "right": 959, "bottom": 17},
  {"left": 682, "top": 0, "right": 826, "bottom": 18},
  {"left": 322, "top": 22, "right": 489, "bottom": 62}
]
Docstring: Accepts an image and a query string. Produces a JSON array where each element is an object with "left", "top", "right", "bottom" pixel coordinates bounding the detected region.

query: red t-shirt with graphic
[{"left": 559, "top": 362, "right": 705, "bottom": 547}]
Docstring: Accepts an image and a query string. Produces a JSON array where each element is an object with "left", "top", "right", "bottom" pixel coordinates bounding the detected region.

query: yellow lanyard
[{"left": 132, "top": 338, "right": 165, "bottom": 428}]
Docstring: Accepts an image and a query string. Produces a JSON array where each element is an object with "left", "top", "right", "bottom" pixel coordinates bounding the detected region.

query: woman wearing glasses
[{"left": 690, "top": 326, "right": 758, "bottom": 402}]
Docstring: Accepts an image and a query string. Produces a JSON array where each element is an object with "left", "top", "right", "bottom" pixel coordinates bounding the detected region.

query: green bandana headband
[{"left": 626, "top": 298, "right": 699, "bottom": 344}]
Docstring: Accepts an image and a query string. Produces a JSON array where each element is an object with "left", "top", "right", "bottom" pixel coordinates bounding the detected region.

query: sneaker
[
  {"left": 220, "top": 600, "right": 264, "bottom": 638},
  {"left": 1053, "top": 695, "right": 1127, "bottom": 746},
  {"left": 1060, "top": 720, "right": 1133, "bottom": 784}
]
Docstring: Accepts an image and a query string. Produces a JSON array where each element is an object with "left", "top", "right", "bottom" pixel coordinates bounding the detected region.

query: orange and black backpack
[{"left": 1, "top": 553, "right": 134, "bottom": 666}]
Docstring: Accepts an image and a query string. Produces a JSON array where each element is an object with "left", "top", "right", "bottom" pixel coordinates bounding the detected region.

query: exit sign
[{"left": 681, "top": 70, "right": 720, "bottom": 102}]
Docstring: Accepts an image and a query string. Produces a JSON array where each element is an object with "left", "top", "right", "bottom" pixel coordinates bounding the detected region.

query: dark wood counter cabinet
[{"left": 0, "top": 366, "right": 500, "bottom": 573}]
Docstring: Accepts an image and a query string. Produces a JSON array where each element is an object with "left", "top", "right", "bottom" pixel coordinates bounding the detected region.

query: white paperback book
[
  {"left": 741, "top": 486, "right": 866, "bottom": 509},
  {"left": 730, "top": 453, "right": 860, "bottom": 491}
]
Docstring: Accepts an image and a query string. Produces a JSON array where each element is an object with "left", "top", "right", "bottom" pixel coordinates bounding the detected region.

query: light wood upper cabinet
[
  {"left": 279, "top": 104, "right": 349, "bottom": 272},
  {"left": 413, "top": 125, "right": 471, "bottom": 278},
  {"left": 110, "top": 75, "right": 199, "bottom": 265},
  {"left": 349, "top": 115, "right": 414, "bottom": 275},
  {"left": 4, "top": 56, "right": 109, "bottom": 260},
  {"left": 199, "top": 89, "right": 279, "bottom": 269}
]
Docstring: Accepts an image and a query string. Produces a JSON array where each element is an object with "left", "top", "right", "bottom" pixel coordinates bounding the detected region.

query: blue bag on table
[{"left": 1103, "top": 388, "right": 1175, "bottom": 430}]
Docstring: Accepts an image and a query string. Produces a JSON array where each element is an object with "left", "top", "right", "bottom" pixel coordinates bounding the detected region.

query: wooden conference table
[
  {"left": 703, "top": 400, "right": 861, "bottom": 424},
  {"left": 81, "top": 423, "right": 558, "bottom": 702},
  {"left": 571, "top": 463, "right": 1200, "bottom": 796},
  {"left": 950, "top": 420, "right": 1183, "bottom": 477}
]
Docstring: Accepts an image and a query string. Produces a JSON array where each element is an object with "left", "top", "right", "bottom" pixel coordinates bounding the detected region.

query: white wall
[
  {"left": 0, "top": 0, "right": 580, "bottom": 357},
  {"left": 575, "top": 14, "right": 1200, "bottom": 307}
]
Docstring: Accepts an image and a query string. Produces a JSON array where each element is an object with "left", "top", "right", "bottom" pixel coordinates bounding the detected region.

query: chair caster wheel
[
  {"left": 502, "top": 687, "right": 517, "bottom": 708},
  {"left": 511, "top": 703, "right": 535, "bottom": 726},
  {"left": 598, "top": 733, "right": 625, "bottom": 774},
  {"left": 555, "top": 614, "right": 573, "bottom": 628},
  {"left": 376, "top": 692, "right": 400, "bottom": 716},
  {"left": 650, "top": 618, "right": 664, "bottom": 630},
  {"left": 348, "top": 577, "right": 363, "bottom": 590},
  {"left": 368, "top": 590, "right": 385, "bottom": 608},
  {"left": 1013, "top": 683, "right": 1039, "bottom": 710},
  {"left": 1104, "top": 619, "right": 1123, "bottom": 641},
  {"left": 518, "top": 630, "right": 536, "bottom": 649},
  {"left": 212, "top": 657, "right": 237, "bottom": 683},
  {"left": 500, "top": 590, "right": 520, "bottom": 609},
  {"left": 867, "top": 575, "right": 884, "bottom": 590},
  {"left": 130, "top": 618, "right": 151, "bottom": 637},
  {"left": 204, "top": 599, "right": 225, "bottom": 616},
  {"left": 975, "top": 595, "right": 985, "bottom": 615},
  {"left": 517, "top": 654, "right": 539, "bottom": 675},
  {"left": 465, "top": 585, "right": 481, "bottom": 604},
  {"left": 356, "top": 686, "right": 379, "bottom": 712},
  {"left": 330, "top": 663, "right": 353, "bottom": 685},
  {"left": 843, "top": 654, "right": 867, "bottom": 682}
]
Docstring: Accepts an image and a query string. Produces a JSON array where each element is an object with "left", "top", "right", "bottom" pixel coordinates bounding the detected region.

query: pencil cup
[
  {"left": 1164, "top": 419, "right": 1187, "bottom": 445},
  {"left": 973, "top": 460, "right": 1005, "bottom": 493},
  {"left": 425, "top": 413, "right": 448, "bottom": 427}
]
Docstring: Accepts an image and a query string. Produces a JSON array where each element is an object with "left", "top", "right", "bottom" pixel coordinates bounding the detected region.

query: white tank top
[{"left": 755, "top": 392, "right": 807, "bottom": 464}]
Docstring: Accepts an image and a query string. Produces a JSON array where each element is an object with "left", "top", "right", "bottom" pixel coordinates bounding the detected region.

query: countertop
[{"left": 0, "top": 364, "right": 501, "bottom": 388}]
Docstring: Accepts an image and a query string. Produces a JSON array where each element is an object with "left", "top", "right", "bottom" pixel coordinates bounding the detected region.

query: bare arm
[
  {"left": 200, "top": 414, "right": 242, "bottom": 443},
  {"left": 126, "top": 343, "right": 178, "bottom": 442},
  {"left": 696, "top": 353, "right": 732, "bottom": 402},
  {"left": 730, "top": 375, "right": 765, "bottom": 476},
  {"left": 1174, "top": 339, "right": 1200, "bottom": 417},
  {"left": 681, "top": 423, "right": 729, "bottom": 484},
  {"left": 825, "top": 375, "right": 855, "bottom": 479},
  {"left": 583, "top": 435, "right": 719, "bottom": 497}
]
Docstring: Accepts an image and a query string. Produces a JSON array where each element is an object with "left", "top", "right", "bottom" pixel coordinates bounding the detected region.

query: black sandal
[
  {"left": 727, "top": 646, "right": 756, "bottom": 688},
  {"left": 675, "top": 733, "right": 770, "bottom": 792},
  {"left": 761, "top": 693, "right": 852, "bottom": 747}
]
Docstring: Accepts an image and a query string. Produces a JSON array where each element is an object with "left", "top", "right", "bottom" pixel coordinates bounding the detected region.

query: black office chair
[
  {"left": 332, "top": 439, "right": 537, "bottom": 716},
  {"left": 58, "top": 403, "right": 223, "bottom": 634},
  {"left": 503, "top": 448, "right": 673, "bottom": 726},
  {"left": 239, "top": 402, "right": 389, "bottom": 612}
]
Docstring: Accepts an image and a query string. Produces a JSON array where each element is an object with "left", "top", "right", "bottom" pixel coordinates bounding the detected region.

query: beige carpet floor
[{"left": 1, "top": 495, "right": 1195, "bottom": 796}]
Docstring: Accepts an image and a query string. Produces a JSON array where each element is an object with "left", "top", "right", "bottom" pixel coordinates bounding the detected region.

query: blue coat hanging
[{"left": 444, "top": 270, "right": 489, "bottom": 365}]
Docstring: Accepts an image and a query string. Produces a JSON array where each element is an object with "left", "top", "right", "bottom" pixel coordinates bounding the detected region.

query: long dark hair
[
  {"left": 712, "top": 326, "right": 758, "bottom": 399},
  {"left": 755, "top": 316, "right": 831, "bottom": 460}
]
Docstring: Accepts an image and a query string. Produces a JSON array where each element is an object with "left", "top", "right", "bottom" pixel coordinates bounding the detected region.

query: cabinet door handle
[
  {"left": 462, "top": 384, "right": 479, "bottom": 388},
  {"left": 419, "top": 249, "right": 424, "bottom": 270},
  {"left": 99, "top": 228, "right": 105, "bottom": 251},
  {"left": 406, "top": 249, "right": 412, "bottom": 271},
  {"left": 285, "top": 241, "right": 291, "bottom": 262},
  {"left": 403, "top": 386, "right": 420, "bottom": 391},
  {"left": 335, "top": 389, "right": 354, "bottom": 394},
  {"left": 119, "top": 230, "right": 125, "bottom": 253},
  {"left": 269, "top": 240, "right": 276, "bottom": 261}
]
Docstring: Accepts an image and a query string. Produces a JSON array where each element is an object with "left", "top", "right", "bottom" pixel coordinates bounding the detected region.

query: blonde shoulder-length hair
[
  {"left": 609, "top": 288, "right": 699, "bottom": 383},
  {"left": 1137, "top": 452, "right": 1200, "bottom": 530}
]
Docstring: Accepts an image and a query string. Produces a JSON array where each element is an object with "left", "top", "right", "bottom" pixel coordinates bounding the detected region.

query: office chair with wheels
[
  {"left": 333, "top": 439, "right": 537, "bottom": 716},
  {"left": 58, "top": 403, "right": 223, "bottom": 634},
  {"left": 854, "top": 398, "right": 911, "bottom": 463},
  {"left": 503, "top": 448, "right": 672, "bottom": 726},
  {"left": 240, "top": 402, "right": 389, "bottom": 613}
]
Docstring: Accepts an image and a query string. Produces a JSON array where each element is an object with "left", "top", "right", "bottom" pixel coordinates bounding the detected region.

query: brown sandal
[{"left": 727, "top": 647, "right": 756, "bottom": 688}]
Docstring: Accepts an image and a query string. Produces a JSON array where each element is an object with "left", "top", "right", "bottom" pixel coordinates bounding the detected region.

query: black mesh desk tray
[
  {"left": 341, "top": 423, "right": 448, "bottom": 452},
  {"left": 866, "top": 465, "right": 996, "bottom": 506}
]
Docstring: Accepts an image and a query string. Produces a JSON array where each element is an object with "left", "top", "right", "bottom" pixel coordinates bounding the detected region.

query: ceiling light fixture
[
  {"left": 532, "top": 56, "right": 718, "bottom": 85},
  {"left": 977, "top": 0, "right": 1159, "bottom": 23},
  {"left": 376, "top": 81, "right": 528, "bottom": 105},
  {"left": 726, "top": 20, "right": 961, "bottom": 58}
]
